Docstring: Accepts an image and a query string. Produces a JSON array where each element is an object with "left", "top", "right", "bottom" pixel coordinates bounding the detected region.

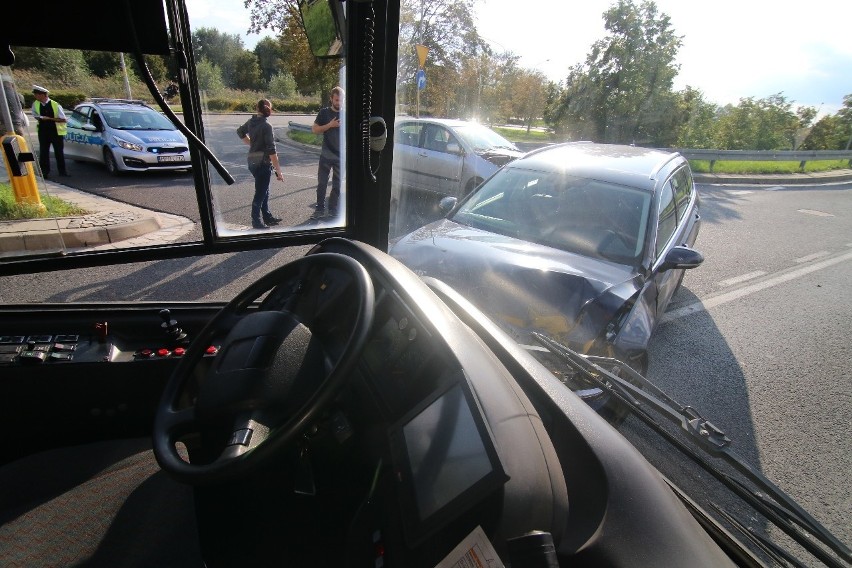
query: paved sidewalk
[
  {"left": 2, "top": 168, "right": 850, "bottom": 257},
  {"left": 0, "top": 180, "right": 194, "bottom": 256}
]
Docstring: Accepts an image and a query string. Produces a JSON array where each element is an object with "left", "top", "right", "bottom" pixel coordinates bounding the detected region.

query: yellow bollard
[{"left": 1, "top": 132, "right": 44, "bottom": 210}]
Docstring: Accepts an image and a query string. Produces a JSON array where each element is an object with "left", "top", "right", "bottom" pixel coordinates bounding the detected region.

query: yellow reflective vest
[{"left": 33, "top": 100, "right": 67, "bottom": 136}]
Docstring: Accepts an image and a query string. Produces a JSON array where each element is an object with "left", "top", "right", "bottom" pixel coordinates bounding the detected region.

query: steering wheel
[{"left": 154, "top": 253, "right": 375, "bottom": 484}]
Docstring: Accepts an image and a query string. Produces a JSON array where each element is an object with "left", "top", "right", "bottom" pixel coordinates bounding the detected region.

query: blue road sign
[{"left": 416, "top": 69, "right": 426, "bottom": 90}]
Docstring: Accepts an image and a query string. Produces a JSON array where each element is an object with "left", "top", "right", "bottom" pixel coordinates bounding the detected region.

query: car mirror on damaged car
[{"left": 659, "top": 245, "right": 704, "bottom": 272}]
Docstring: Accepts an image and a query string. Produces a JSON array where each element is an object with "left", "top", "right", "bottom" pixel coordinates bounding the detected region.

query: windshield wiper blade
[
  {"left": 709, "top": 502, "right": 809, "bottom": 568},
  {"left": 532, "top": 333, "right": 852, "bottom": 567}
]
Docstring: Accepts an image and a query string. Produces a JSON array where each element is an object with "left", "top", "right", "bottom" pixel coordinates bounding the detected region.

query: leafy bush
[{"left": 268, "top": 72, "right": 297, "bottom": 99}]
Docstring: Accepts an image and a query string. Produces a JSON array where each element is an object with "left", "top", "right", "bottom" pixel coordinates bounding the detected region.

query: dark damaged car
[{"left": 390, "top": 142, "right": 703, "bottom": 408}]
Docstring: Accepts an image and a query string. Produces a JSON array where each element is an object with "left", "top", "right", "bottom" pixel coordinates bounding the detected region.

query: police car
[{"left": 64, "top": 98, "right": 191, "bottom": 175}]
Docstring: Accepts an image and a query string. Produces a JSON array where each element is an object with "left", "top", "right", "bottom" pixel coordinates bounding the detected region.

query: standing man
[
  {"left": 311, "top": 86, "right": 343, "bottom": 220},
  {"left": 31, "top": 85, "right": 69, "bottom": 177}
]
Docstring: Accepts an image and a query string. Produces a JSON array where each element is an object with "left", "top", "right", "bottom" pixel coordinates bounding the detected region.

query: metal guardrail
[
  {"left": 288, "top": 121, "right": 314, "bottom": 133},
  {"left": 669, "top": 149, "right": 852, "bottom": 172}
]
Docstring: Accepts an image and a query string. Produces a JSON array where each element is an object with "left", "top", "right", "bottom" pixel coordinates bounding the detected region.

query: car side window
[
  {"left": 67, "top": 109, "right": 88, "bottom": 129},
  {"left": 670, "top": 167, "right": 694, "bottom": 223},
  {"left": 424, "top": 125, "right": 451, "bottom": 153},
  {"left": 91, "top": 111, "right": 104, "bottom": 131},
  {"left": 655, "top": 183, "right": 678, "bottom": 259},
  {"left": 396, "top": 123, "right": 422, "bottom": 147}
]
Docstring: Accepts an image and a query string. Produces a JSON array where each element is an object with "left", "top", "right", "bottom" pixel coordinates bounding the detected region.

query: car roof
[
  {"left": 396, "top": 117, "right": 484, "bottom": 129},
  {"left": 78, "top": 98, "right": 154, "bottom": 110},
  {"left": 508, "top": 142, "right": 685, "bottom": 192}
]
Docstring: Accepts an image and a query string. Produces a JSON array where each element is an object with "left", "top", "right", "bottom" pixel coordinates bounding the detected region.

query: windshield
[
  {"left": 103, "top": 108, "right": 177, "bottom": 131},
  {"left": 451, "top": 167, "right": 650, "bottom": 265},
  {"left": 388, "top": 1, "right": 850, "bottom": 566},
  {"left": 0, "top": 1, "right": 849, "bottom": 566},
  {"left": 451, "top": 124, "right": 517, "bottom": 152}
]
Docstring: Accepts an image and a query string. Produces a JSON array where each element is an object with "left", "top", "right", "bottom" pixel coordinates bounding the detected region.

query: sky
[{"left": 186, "top": 0, "right": 852, "bottom": 116}]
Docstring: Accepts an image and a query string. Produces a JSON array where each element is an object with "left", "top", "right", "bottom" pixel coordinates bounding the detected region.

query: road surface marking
[
  {"left": 794, "top": 251, "right": 830, "bottom": 263},
  {"left": 764, "top": 186, "right": 784, "bottom": 191},
  {"left": 662, "top": 250, "right": 852, "bottom": 325},
  {"left": 718, "top": 271, "right": 766, "bottom": 287},
  {"left": 729, "top": 190, "right": 753, "bottom": 195},
  {"left": 797, "top": 209, "right": 834, "bottom": 217}
]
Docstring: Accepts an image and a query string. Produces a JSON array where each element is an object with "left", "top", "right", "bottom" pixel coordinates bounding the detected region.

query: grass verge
[
  {"left": 288, "top": 130, "right": 322, "bottom": 146},
  {"left": 0, "top": 183, "right": 90, "bottom": 220}
]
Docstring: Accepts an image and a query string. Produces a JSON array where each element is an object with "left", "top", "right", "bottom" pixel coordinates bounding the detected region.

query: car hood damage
[
  {"left": 475, "top": 147, "right": 525, "bottom": 167},
  {"left": 391, "top": 219, "right": 642, "bottom": 347}
]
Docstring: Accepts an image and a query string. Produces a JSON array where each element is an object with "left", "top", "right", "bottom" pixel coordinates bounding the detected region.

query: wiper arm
[{"left": 532, "top": 333, "right": 852, "bottom": 568}]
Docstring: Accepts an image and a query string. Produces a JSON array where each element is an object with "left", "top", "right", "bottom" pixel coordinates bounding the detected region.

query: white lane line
[
  {"left": 797, "top": 209, "right": 834, "bottom": 217},
  {"left": 718, "top": 271, "right": 766, "bottom": 287},
  {"left": 662, "top": 250, "right": 852, "bottom": 325},
  {"left": 729, "top": 190, "right": 753, "bottom": 195},
  {"left": 764, "top": 186, "right": 785, "bottom": 191},
  {"left": 794, "top": 251, "right": 830, "bottom": 264}
]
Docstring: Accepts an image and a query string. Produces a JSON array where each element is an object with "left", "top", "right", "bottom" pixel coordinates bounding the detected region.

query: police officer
[{"left": 31, "top": 84, "right": 69, "bottom": 177}]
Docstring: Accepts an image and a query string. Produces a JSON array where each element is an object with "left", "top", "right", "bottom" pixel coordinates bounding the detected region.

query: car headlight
[{"left": 115, "top": 137, "right": 144, "bottom": 152}]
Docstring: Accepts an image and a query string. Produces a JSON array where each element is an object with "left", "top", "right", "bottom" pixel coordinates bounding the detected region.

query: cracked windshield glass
[{"left": 0, "top": 0, "right": 849, "bottom": 566}]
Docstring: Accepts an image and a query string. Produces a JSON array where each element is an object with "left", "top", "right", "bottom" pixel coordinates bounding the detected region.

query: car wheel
[
  {"left": 464, "top": 177, "right": 483, "bottom": 196},
  {"left": 103, "top": 148, "right": 121, "bottom": 175}
]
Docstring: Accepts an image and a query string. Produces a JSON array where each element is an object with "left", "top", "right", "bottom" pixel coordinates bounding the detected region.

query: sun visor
[{"left": 1, "top": 1, "right": 171, "bottom": 56}]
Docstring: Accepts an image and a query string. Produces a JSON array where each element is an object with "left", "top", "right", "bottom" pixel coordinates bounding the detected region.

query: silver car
[
  {"left": 64, "top": 98, "right": 191, "bottom": 175},
  {"left": 393, "top": 117, "right": 523, "bottom": 197},
  {"left": 391, "top": 117, "right": 524, "bottom": 235}
]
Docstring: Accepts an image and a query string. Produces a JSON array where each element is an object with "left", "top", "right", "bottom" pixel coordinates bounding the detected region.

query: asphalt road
[
  {"left": 632, "top": 181, "right": 852, "bottom": 565},
  {"left": 4, "top": 125, "right": 851, "bottom": 563}
]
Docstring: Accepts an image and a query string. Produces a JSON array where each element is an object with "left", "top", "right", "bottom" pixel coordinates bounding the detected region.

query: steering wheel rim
[{"left": 153, "top": 253, "right": 374, "bottom": 484}]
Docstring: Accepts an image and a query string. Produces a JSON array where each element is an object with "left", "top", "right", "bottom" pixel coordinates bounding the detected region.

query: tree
[
  {"left": 268, "top": 71, "right": 297, "bottom": 98},
  {"left": 800, "top": 94, "right": 852, "bottom": 150},
  {"left": 191, "top": 27, "right": 255, "bottom": 89},
  {"left": 244, "top": 0, "right": 295, "bottom": 34},
  {"left": 713, "top": 93, "right": 801, "bottom": 150},
  {"left": 195, "top": 59, "right": 226, "bottom": 95},
  {"left": 254, "top": 37, "right": 287, "bottom": 85},
  {"left": 673, "top": 86, "right": 719, "bottom": 149},
  {"left": 397, "top": 0, "right": 484, "bottom": 113},
  {"left": 551, "top": 0, "right": 682, "bottom": 145},
  {"left": 230, "top": 51, "right": 264, "bottom": 91}
]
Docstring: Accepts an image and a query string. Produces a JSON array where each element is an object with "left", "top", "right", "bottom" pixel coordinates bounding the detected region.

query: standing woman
[{"left": 237, "top": 99, "right": 284, "bottom": 229}]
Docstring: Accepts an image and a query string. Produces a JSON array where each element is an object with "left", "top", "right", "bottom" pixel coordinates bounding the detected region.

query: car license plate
[{"left": 158, "top": 155, "right": 184, "bottom": 163}]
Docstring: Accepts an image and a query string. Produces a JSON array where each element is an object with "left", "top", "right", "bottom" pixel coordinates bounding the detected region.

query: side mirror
[
  {"left": 446, "top": 142, "right": 463, "bottom": 155},
  {"left": 659, "top": 245, "right": 704, "bottom": 272},
  {"left": 438, "top": 196, "right": 458, "bottom": 215},
  {"left": 82, "top": 123, "right": 97, "bottom": 132},
  {"left": 298, "top": 0, "right": 346, "bottom": 59}
]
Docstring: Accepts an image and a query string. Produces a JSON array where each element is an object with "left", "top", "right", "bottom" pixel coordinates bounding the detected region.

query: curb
[
  {"left": 693, "top": 170, "right": 852, "bottom": 186},
  {"left": 0, "top": 181, "right": 192, "bottom": 256}
]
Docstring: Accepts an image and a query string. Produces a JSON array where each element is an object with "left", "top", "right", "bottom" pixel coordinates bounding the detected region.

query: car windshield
[
  {"left": 103, "top": 108, "right": 176, "bottom": 130},
  {"left": 452, "top": 167, "right": 650, "bottom": 265},
  {"left": 451, "top": 124, "right": 517, "bottom": 152}
]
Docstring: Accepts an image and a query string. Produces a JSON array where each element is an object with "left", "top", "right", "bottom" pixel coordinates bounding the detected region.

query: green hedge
[
  {"left": 204, "top": 97, "right": 320, "bottom": 114},
  {"left": 23, "top": 90, "right": 88, "bottom": 110}
]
